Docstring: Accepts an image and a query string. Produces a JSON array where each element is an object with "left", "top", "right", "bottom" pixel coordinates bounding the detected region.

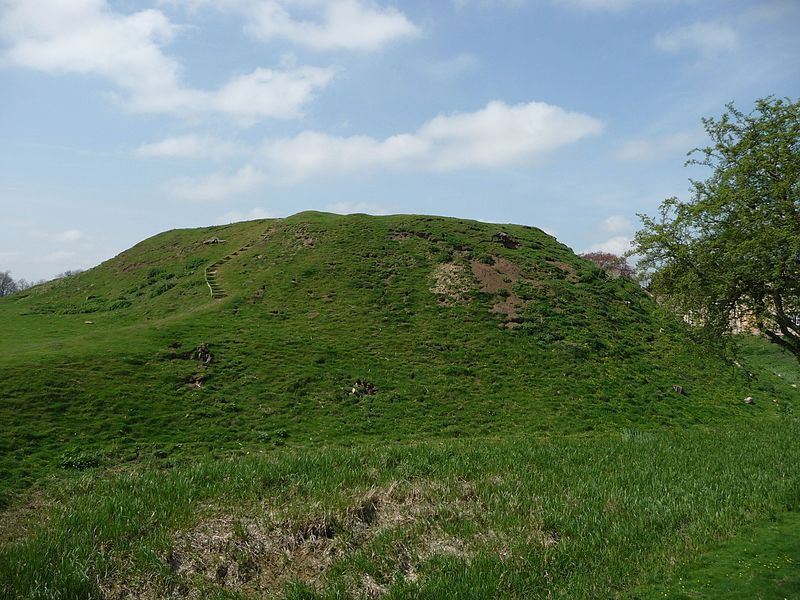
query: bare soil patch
[
  {"left": 471, "top": 256, "right": 527, "bottom": 319},
  {"left": 470, "top": 257, "right": 524, "bottom": 293},
  {"left": 292, "top": 224, "right": 316, "bottom": 248},
  {"left": 491, "top": 296, "right": 525, "bottom": 320}
]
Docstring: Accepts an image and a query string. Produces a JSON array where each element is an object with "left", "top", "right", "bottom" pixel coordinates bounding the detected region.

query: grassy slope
[{"left": 1, "top": 212, "right": 798, "bottom": 598}]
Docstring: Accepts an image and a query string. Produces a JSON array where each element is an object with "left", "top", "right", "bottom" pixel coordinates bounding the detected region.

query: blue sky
[{"left": 1, "top": 0, "right": 798, "bottom": 280}]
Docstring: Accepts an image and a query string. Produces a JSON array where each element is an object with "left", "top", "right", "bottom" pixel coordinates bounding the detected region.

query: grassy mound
[{"left": 0, "top": 212, "right": 794, "bottom": 501}]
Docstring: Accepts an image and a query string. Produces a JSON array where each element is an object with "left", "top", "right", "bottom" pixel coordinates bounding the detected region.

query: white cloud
[
  {"left": 616, "top": 131, "right": 700, "bottom": 161},
  {"left": 55, "top": 229, "right": 84, "bottom": 243},
  {"left": 168, "top": 165, "right": 265, "bottom": 200},
  {"left": 654, "top": 22, "right": 739, "bottom": 56},
  {"left": 453, "top": 0, "right": 525, "bottom": 10},
  {"left": 584, "top": 235, "right": 632, "bottom": 255},
  {"left": 260, "top": 100, "right": 604, "bottom": 180},
  {"left": 554, "top": 0, "right": 686, "bottom": 11},
  {"left": 206, "top": 66, "right": 336, "bottom": 120},
  {"left": 260, "top": 131, "right": 430, "bottom": 179},
  {"left": 0, "top": 1, "right": 179, "bottom": 86},
  {"left": 216, "top": 207, "right": 277, "bottom": 223},
  {"left": 0, "top": 0, "right": 335, "bottom": 121},
  {"left": 600, "top": 215, "right": 632, "bottom": 234},
  {"left": 421, "top": 101, "right": 603, "bottom": 170},
  {"left": 183, "top": 0, "right": 419, "bottom": 52},
  {"left": 167, "top": 100, "right": 602, "bottom": 198},
  {"left": 250, "top": 0, "right": 419, "bottom": 51},
  {"left": 326, "top": 201, "right": 396, "bottom": 215},
  {"left": 541, "top": 227, "right": 558, "bottom": 238},
  {"left": 135, "top": 135, "right": 243, "bottom": 160}
]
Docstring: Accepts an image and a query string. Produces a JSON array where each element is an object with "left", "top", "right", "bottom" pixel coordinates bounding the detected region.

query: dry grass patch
[
  {"left": 168, "top": 513, "right": 336, "bottom": 598},
  {"left": 107, "top": 481, "right": 483, "bottom": 599},
  {"left": 0, "top": 493, "right": 55, "bottom": 546},
  {"left": 430, "top": 263, "right": 473, "bottom": 304}
]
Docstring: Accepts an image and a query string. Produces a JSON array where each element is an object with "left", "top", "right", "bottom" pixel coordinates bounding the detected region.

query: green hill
[
  {"left": 1, "top": 212, "right": 798, "bottom": 599},
  {"left": 1, "top": 211, "right": 780, "bottom": 492}
]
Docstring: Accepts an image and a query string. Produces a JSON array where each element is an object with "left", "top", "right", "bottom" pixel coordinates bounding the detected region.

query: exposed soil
[
  {"left": 430, "top": 255, "right": 538, "bottom": 320},
  {"left": 471, "top": 256, "right": 526, "bottom": 319},
  {"left": 494, "top": 231, "right": 519, "bottom": 249},
  {"left": 491, "top": 296, "right": 525, "bottom": 320},
  {"left": 470, "top": 257, "right": 524, "bottom": 293},
  {"left": 292, "top": 224, "right": 316, "bottom": 248}
]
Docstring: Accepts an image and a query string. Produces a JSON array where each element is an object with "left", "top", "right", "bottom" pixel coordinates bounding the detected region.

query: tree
[
  {"left": 632, "top": 97, "right": 800, "bottom": 361},
  {"left": 580, "top": 252, "right": 636, "bottom": 279},
  {"left": 0, "top": 271, "right": 19, "bottom": 297}
]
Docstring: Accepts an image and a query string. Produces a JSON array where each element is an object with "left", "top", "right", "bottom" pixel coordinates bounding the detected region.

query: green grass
[
  {"left": 2, "top": 212, "right": 793, "bottom": 503},
  {"left": 1, "top": 421, "right": 799, "bottom": 599},
  {"left": 0, "top": 212, "right": 798, "bottom": 598},
  {"left": 633, "top": 512, "right": 800, "bottom": 599},
  {"left": 736, "top": 334, "right": 800, "bottom": 400},
  {"left": 621, "top": 337, "right": 800, "bottom": 600}
]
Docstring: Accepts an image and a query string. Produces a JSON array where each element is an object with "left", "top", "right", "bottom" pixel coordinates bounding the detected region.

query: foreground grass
[
  {"left": 634, "top": 512, "right": 800, "bottom": 599},
  {"left": 2, "top": 420, "right": 798, "bottom": 599},
  {"left": 626, "top": 337, "right": 800, "bottom": 600}
]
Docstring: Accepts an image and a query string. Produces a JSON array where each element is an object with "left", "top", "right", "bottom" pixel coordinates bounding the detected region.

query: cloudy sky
[{"left": 1, "top": 0, "right": 798, "bottom": 280}]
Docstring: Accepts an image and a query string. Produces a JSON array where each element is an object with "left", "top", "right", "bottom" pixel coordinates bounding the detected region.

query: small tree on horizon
[
  {"left": 580, "top": 252, "right": 636, "bottom": 279},
  {"left": 0, "top": 271, "right": 19, "bottom": 297}
]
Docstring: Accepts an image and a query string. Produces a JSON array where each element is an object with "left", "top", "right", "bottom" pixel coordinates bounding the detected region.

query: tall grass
[{"left": 2, "top": 420, "right": 798, "bottom": 599}]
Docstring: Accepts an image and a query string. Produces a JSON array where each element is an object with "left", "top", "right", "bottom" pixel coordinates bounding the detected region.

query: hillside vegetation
[{"left": 1, "top": 212, "right": 797, "bottom": 598}]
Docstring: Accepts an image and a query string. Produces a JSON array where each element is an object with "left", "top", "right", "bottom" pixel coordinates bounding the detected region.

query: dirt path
[{"left": 205, "top": 229, "right": 273, "bottom": 299}]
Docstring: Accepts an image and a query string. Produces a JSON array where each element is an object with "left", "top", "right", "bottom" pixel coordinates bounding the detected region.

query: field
[{"left": 1, "top": 212, "right": 797, "bottom": 598}]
